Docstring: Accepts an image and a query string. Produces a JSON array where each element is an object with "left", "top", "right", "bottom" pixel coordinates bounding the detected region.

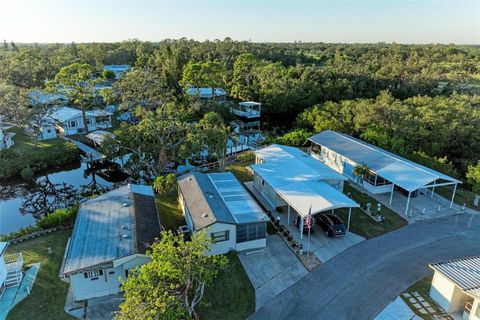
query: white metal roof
[
  {"left": 62, "top": 184, "right": 159, "bottom": 275},
  {"left": 239, "top": 101, "right": 261, "bottom": 107},
  {"left": 186, "top": 87, "right": 227, "bottom": 98},
  {"left": 276, "top": 181, "right": 359, "bottom": 217},
  {"left": 309, "top": 130, "right": 461, "bottom": 192},
  {"left": 253, "top": 144, "right": 347, "bottom": 184},
  {"left": 85, "top": 130, "right": 114, "bottom": 145},
  {"left": 430, "top": 256, "right": 480, "bottom": 298},
  {"left": 251, "top": 145, "right": 357, "bottom": 216},
  {"left": 208, "top": 172, "right": 267, "bottom": 224},
  {"left": 50, "top": 107, "right": 113, "bottom": 123}
]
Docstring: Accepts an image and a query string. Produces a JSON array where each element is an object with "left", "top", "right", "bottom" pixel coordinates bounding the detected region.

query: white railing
[{"left": 4, "top": 252, "right": 23, "bottom": 287}]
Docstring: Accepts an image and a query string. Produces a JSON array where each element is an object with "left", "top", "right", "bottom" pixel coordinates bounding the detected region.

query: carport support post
[
  {"left": 287, "top": 205, "right": 291, "bottom": 225},
  {"left": 450, "top": 183, "right": 457, "bottom": 208},
  {"left": 431, "top": 180, "right": 436, "bottom": 198},
  {"left": 347, "top": 207, "right": 352, "bottom": 230},
  {"left": 300, "top": 217, "right": 304, "bottom": 240},
  {"left": 405, "top": 191, "right": 411, "bottom": 216},
  {"left": 389, "top": 183, "right": 395, "bottom": 205}
]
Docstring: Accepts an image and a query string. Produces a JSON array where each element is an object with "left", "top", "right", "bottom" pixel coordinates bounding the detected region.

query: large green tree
[
  {"left": 48, "top": 63, "right": 99, "bottom": 133},
  {"left": 117, "top": 231, "right": 227, "bottom": 320},
  {"left": 181, "top": 61, "right": 227, "bottom": 99}
]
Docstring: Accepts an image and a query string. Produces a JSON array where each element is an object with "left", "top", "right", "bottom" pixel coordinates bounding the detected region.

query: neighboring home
[
  {"left": 61, "top": 184, "right": 161, "bottom": 301},
  {"left": 50, "top": 106, "right": 113, "bottom": 135},
  {"left": 0, "top": 242, "right": 24, "bottom": 299},
  {"left": 229, "top": 102, "right": 262, "bottom": 132},
  {"left": 28, "top": 89, "right": 68, "bottom": 105},
  {"left": 0, "top": 127, "right": 15, "bottom": 150},
  {"left": 430, "top": 256, "right": 480, "bottom": 320},
  {"left": 25, "top": 117, "right": 57, "bottom": 141},
  {"left": 250, "top": 144, "right": 358, "bottom": 239},
  {"left": 85, "top": 130, "right": 114, "bottom": 146},
  {"left": 308, "top": 130, "right": 461, "bottom": 214},
  {"left": 103, "top": 65, "right": 131, "bottom": 80},
  {"left": 177, "top": 172, "right": 268, "bottom": 255},
  {"left": 186, "top": 87, "right": 227, "bottom": 101}
]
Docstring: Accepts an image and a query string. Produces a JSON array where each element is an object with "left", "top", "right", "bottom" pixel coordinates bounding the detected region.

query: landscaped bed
[
  {"left": 6, "top": 230, "right": 74, "bottom": 320},
  {"left": 336, "top": 183, "right": 408, "bottom": 239}
]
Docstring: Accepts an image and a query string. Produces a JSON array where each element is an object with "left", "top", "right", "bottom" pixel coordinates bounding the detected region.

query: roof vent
[
  {"left": 202, "top": 213, "right": 209, "bottom": 218},
  {"left": 122, "top": 203, "right": 129, "bottom": 207},
  {"left": 122, "top": 234, "right": 130, "bottom": 239}
]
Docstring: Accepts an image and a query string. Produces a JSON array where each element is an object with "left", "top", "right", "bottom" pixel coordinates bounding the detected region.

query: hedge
[
  {"left": 0, "top": 205, "right": 79, "bottom": 241},
  {"left": 0, "top": 141, "right": 79, "bottom": 181}
]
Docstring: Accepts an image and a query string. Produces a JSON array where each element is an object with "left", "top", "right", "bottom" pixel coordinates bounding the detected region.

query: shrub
[
  {"left": 20, "top": 167, "right": 34, "bottom": 181},
  {"left": 236, "top": 151, "right": 255, "bottom": 162},
  {"left": 36, "top": 205, "right": 79, "bottom": 229},
  {"left": 153, "top": 173, "right": 177, "bottom": 196},
  {"left": 0, "top": 205, "right": 78, "bottom": 241}
]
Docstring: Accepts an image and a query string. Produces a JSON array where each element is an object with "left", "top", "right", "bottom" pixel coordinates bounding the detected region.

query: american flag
[{"left": 305, "top": 205, "right": 312, "bottom": 230}]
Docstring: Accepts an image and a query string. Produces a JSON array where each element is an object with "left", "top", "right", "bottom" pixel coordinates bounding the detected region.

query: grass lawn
[
  {"left": 436, "top": 185, "right": 479, "bottom": 210},
  {"left": 6, "top": 127, "right": 66, "bottom": 154},
  {"left": 400, "top": 273, "right": 447, "bottom": 320},
  {"left": 155, "top": 194, "right": 185, "bottom": 231},
  {"left": 211, "top": 160, "right": 254, "bottom": 183},
  {"left": 6, "top": 230, "right": 74, "bottom": 320},
  {"left": 336, "top": 183, "right": 408, "bottom": 239},
  {"left": 199, "top": 252, "right": 255, "bottom": 320}
]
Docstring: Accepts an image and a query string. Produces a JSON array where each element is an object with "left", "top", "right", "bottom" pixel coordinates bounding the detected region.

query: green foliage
[
  {"left": 181, "top": 61, "right": 227, "bottom": 94},
  {"left": 298, "top": 91, "right": 480, "bottom": 171},
  {"left": 0, "top": 205, "right": 78, "bottom": 240},
  {"left": 236, "top": 151, "right": 255, "bottom": 162},
  {"left": 466, "top": 161, "right": 480, "bottom": 195},
  {"left": 117, "top": 231, "right": 228, "bottom": 320},
  {"left": 102, "top": 69, "right": 116, "bottom": 80},
  {"left": 274, "top": 129, "right": 313, "bottom": 147},
  {"left": 153, "top": 173, "right": 177, "bottom": 196},
  {"left": 188, "top": 112, "right": 230, "bottom": 171},
  {"left": 352, "top": 162, "right": 371, "bottom": 191},
  {"left": 0, "top": 141, "right": 79, "bottom": 181},
  {"left": 36, "top": 205, "right": 79, "bottom": 230},
  {"left": 20, "top": 167, "right": 34, "bottom": 181}
]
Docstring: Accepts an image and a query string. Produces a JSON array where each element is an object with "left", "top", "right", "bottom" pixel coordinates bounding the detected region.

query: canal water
[{"left": 0, "top": 162, "right": 122, "bottom": 236}]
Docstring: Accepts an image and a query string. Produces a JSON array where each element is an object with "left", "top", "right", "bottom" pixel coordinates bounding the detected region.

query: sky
[{"left": 0, "top": 0, "right": 479, "bottom": 44}]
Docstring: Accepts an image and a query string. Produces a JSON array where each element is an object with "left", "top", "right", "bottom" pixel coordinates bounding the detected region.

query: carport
[
  {"left": 275, "top": 180, "right": 359, "bottom": 239},
  {"left": 308, "top": 130, "right": 462, "bottom": 216}
]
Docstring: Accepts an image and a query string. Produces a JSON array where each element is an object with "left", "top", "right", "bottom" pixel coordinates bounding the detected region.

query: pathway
[
  {"left": 61, "top": 136, "right": 105, "bottom": 161},
  {"left": 249, "top": 212, "right": 480, "bottom": 320}
]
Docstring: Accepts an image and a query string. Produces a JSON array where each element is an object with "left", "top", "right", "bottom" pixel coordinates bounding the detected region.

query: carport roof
[
  {"left": 276, "top": 181, "right": 359, "bottom": 217},
  {"left": 309, "top": 130, "right": 461, "bottom": 192},
  {"left": 430, "top": 256, "right": 480, "bottom": 298}
]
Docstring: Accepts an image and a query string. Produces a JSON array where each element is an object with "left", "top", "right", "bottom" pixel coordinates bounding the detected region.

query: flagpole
[{"left": 307, "top": 226, "right": 311, "bottom": 256}]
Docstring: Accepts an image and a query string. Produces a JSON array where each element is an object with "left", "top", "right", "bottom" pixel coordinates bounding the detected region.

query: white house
[
  {"left": 177, "top": 172, "right": 268, "bottom": 255},
  {"left": 50, "top": 106, "right": 113, "bottom": 136},
  {"left": 61, "top": 184, "right": 161, "bottom": 301},
  {"left": 308, "top": 130, "right": 461, "bottom": 215},
  {"left": 250, "top": 144, "right": 359, "bottom": 239},
  {"left": 0, "top": 128, "right": 15, "bottom": 150},
  {"left": 186, "top": 87, "right": 227, "bottom": 101},
  {"left": 430, "top": 256, "right": 480, "bottom": 320}
]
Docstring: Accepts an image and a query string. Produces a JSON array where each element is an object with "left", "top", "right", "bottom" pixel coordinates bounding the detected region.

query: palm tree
[{"left": 352, "top": 162, "right": 371, "bottom": 194}]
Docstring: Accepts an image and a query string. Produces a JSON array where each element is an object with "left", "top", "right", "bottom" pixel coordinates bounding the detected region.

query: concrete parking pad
[{"left": 238, "top": 235, "right": 307, "bottom": 310}]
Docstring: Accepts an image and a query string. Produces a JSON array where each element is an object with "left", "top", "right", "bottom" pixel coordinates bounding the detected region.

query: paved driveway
[
  {"left": 250, "top": 213, "right": 480, "bottom": 320},
  {"left": 238, "top": 235, "right": 307, "bottom": 310}
]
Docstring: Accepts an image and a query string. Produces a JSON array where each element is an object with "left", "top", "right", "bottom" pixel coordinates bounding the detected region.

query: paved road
[{"left": 250, "top": 213, "right": 480, "bottom": 320}]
